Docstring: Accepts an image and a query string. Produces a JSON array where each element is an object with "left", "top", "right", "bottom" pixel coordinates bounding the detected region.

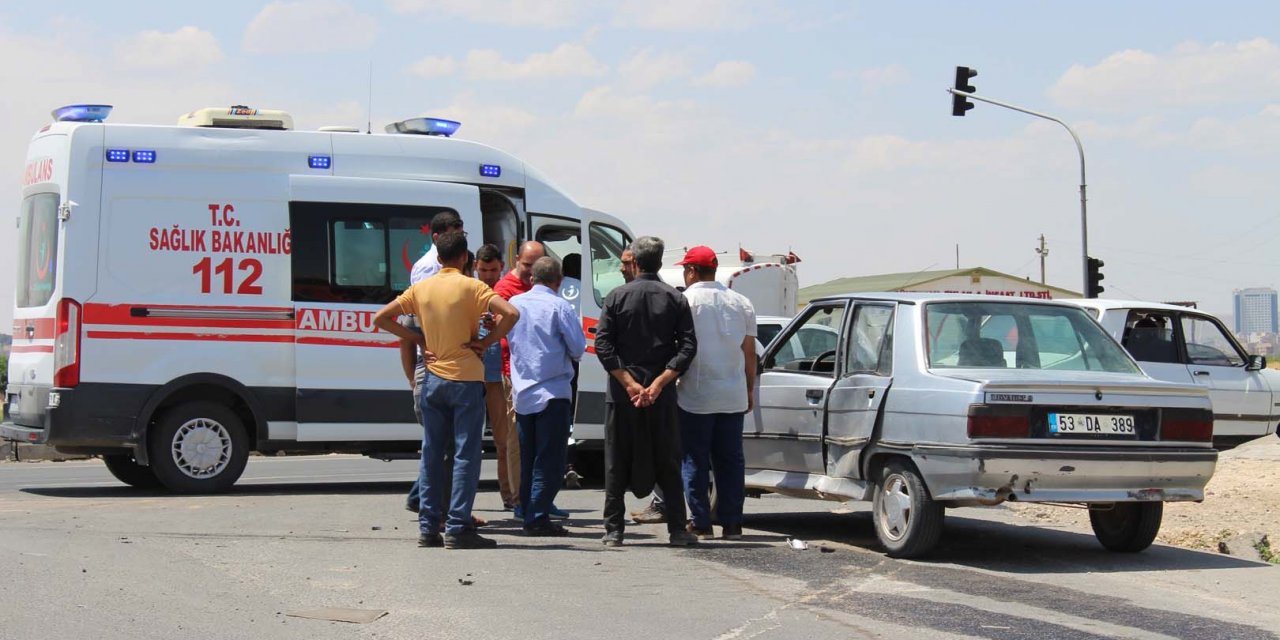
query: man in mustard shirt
[{"left": 376, "top": 231, "right": 520, "bottom": 549}]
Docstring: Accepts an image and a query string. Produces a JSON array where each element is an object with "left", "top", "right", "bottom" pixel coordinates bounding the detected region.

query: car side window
[
  {"left": 845, "top": 304, "right": 893, "bottom": 376},
  {"left": 1181, "top": 315, "right": 1246, "bottom": 367},
  {"left": 1121, "top": 310, "right": 1179, "bottom": 364},
  {"left": 765, "top": 303, "right": 846, "bottom": 376}
]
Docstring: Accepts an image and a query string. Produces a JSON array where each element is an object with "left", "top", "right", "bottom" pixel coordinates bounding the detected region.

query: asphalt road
[{"left": 1, "top": 455, "right": 1276, "bottom": 640}]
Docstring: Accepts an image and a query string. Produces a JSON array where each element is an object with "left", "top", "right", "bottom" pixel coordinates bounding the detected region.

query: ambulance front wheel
[{"left": 148, "top": 401, "right": 249, "bottom": 494}]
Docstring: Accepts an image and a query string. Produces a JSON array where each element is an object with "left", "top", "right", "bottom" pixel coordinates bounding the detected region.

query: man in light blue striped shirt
[{"left": 508, "top": 256, "right": 587, "bottom": 536}]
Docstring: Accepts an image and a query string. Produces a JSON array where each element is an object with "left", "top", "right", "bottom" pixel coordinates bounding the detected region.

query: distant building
[
  {"left": 1233, "top": 287, "right": 1278, "bottom": 335},
  {"left": 799, "top": 267, "right": 1079, "bottom": 306}
]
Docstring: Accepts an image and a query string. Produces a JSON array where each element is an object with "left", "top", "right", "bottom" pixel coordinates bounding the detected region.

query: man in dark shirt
[{"left": 594, "top": 236, "right": 699, "bottom": 547}]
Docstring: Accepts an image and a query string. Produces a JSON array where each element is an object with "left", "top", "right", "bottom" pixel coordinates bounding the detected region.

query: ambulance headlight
[{"left": 53, "top": 104, "right": 113, "bottom": 123}]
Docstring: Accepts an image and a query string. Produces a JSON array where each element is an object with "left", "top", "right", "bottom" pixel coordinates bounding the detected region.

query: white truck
[
  {"left": 659, "top": 251, "right": 799, "bottom": 317},
  {"left": 3, "top": 104, "right": 633, "bottom": 492}
]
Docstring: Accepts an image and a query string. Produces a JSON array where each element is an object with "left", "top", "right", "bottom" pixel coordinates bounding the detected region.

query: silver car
[{"left": 747, "top": 293, "right": 1217, "bottom": 558}]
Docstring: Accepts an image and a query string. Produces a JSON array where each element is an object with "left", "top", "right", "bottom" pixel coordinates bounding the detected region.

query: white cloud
[
  {"left": 617, "top": 49, "right": 690, "bottom": 90},
  {"left": 1049, "top": 38, "right": 1280, "bottom": 111},
  {"left": 693, "top": 60, "right": 756, "bottom": 87},
  {"left": 464, "top": 43, "right": 606, "bottom": 80},
  {"left": 115, "top": 27, "right": 224, "bottom": 70},
  {"left": 613, "top": 0, "right": 779, "bottom": 30},
  {"left": 243, "top": 0, "right": 377, "bottom": 54},
  {"left": 389, "top": 0, "right": 594, "bottom": 27},
  {"left": 858, "top": 63, "right": 909, "bottom": 92},
  {"left": 409, "top": 55, "right": 458, "bottom": 78}
]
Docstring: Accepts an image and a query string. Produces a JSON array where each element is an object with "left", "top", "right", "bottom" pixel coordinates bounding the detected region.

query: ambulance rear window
[{"left": 16, "top": 193, "right": 60, "bottom": 308}]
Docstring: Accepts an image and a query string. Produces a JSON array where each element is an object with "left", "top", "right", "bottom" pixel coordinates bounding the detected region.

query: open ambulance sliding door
[{"left": 284, "top": 176, "right": 482, "bottom": 446}]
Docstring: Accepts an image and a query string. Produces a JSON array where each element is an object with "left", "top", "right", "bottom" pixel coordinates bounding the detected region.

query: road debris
[
  {"left": 284, "top": 608, "right": 388, "bottom": 624},
  {"left": 786, "top": 538, "right": 808, "bottom": 550}
]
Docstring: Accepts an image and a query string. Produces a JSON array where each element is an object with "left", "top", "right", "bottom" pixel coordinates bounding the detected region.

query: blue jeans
[
  {"left": 679, "top": 409, "right": 746, "bottom": 530},
  {"left": 418, "top": 371, "right": 486, "bottom": 536},
  {"left": 517, "top": 399, "right": 572, "bottom": 528}
]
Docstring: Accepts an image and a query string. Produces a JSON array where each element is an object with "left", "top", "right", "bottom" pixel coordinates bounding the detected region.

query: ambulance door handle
[
  {"left": 25, "top": 326, "right": 34, "bottom": 338},
  {"left": 587, "top": 327, "right": 597, "bottom": 335},
  {"left": 1193, "top": 370, "right": 1210, "bottom": 376}
]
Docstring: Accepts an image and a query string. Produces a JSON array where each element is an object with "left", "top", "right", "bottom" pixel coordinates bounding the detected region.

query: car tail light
[
  {"left": 53, "top": 298, "right": 81, "bottom": 388},
  {"left": 967, "top": 405, "right": 1030, "bottom": 438},
  {"left": 1161, "top": 409, "right": 1213, "bottom": 442}
]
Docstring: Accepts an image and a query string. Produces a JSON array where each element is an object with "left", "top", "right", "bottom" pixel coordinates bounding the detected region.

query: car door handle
[
  {"left": 1193, "top": 370, "right": 1211, "bottom": 376},
  {"left": 805, "top": 389, "right": 824, "bottom": 403}
]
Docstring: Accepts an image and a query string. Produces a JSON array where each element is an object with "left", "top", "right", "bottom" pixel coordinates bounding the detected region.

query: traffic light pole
[{"left": 947, "top": 88, "right": 1091, "bottom": 297}]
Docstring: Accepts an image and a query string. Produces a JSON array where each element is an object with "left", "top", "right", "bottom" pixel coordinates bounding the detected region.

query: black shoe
[
  {"left": 721, "top": 523, "right": 743, "bottom": 540},
  {"left": 669, "top": 531, "right": 699, "bottom": 547},
  {"left": 417, "top": 532, "right": 443, "bottom": 548},
  {"left": 444, "top": 530, "right": 498, "bottom": 549},
  {"left": 601, "top": 531, "right": 624, "bottom": 547},
  {"left": 523, "top": 521, "right": 569, "bottom": 537}
]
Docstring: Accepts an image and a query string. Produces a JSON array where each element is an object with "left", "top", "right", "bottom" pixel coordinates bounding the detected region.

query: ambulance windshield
[{"left": 16, "top": 193, "right": 60, "bottom": 307}]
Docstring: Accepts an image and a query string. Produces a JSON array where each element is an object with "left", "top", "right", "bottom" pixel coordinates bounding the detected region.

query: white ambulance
[
  {"left": 3, "top": 104, "right": 633, "bottom": 492},
  {"left": 658, "top": 251, "right": 799, "bottom": 317}
]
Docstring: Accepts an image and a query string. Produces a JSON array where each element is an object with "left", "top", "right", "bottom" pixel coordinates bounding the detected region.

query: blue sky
[{"left": 2, "top": 1, "right": 1278, "bottom": 327}]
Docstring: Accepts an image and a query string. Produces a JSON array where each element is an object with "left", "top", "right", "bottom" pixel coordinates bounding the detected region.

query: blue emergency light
[
  {"left": 480, "top": 164, "right": 501, "bottom": 178},
  {"left": 53, "top": 104, "right": 113, "bottom": 122},
  {"left": 105, "top": 149, "right": 130, "bottom": 163},
  {"left": 309, "top": 155, "right": 332, "bottom": 169},
  {"left": 132, "top": 150, "right": 156, "bottom": 164}
]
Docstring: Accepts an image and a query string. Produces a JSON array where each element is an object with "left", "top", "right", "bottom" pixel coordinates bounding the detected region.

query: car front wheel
[
  {"left": 872, "top": 460, "right": 944, "bottom": 558},
  {"left": 1089, "top": 502, "right": 1163, "bottom": 552}
]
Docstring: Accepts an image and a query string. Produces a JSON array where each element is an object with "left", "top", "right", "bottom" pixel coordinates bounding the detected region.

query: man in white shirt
[
  {"left": 409, "top": 211, "right": 464, "bottom": 283},
  {"left": 675, "top": 246, "right": 756, "bottom": 540}
]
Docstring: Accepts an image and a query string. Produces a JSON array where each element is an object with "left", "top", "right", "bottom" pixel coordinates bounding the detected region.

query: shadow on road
[
  {"left": 20, "top": 479, "right": 501, "bottom": 499},
  {"left": 742, "top": 509, "right": 1268, "bottom": 573}
]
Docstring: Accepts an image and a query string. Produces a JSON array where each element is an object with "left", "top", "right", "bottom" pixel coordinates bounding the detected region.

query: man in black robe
[{"left": 595, "top": 236, "right": 699, "bottom": 547}]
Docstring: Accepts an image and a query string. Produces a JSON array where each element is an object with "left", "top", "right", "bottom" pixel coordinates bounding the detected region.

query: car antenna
[{"left": 366, "top": 60, "right": 373, "bottom": 134}]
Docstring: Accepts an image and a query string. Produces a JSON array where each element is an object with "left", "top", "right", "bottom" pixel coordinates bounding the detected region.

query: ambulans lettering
[
  {"left": 296, "top": 308, "right": 381, "bottom": 334},
  {"left": 150, "top": 226, "right": 208, "bottom": 252},
  {"left": 209, "top": 203, "right": 238, "bottom": 227},
  {"left": 22, "top": 158, "right": 54, "bottom": 186}
]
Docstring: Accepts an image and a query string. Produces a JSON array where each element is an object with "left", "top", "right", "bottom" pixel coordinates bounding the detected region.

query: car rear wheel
[
  {"left": 872, "top": 460, "right": 944, "bottom": 558},
  {"left": 101, "top": 453, "right": 162, "bottom": 489},
  {"left": 1089, "top": 502, "right": 1163, "bottom": 552},
  {"left": 147, "top": 401, "right": 249, "bottom": 494}
]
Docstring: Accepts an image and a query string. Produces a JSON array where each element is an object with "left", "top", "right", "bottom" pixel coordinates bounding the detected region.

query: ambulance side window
[
  {"left": 290, "top": 202, "right": 452, "bottom": 304},
  {"left": 333, "top": 220, "right": 387, "bottom": 287}
]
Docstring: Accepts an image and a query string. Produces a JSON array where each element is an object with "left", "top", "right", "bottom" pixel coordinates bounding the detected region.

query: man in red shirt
[{"left": 493, "top": 241, "right": 544, "bottom": 518}]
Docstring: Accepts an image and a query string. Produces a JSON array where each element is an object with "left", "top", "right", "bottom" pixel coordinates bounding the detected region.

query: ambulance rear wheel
[
  {"left": 101, "top": 453, "right": 162, "bottom": 489},
  {"left": 148, "top": 401, "right": 249, "bottom": 494}
]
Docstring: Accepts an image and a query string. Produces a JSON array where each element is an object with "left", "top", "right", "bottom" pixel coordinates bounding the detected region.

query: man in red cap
[{"left": 675, "top": 245, "right": 756, "bottom": 540}]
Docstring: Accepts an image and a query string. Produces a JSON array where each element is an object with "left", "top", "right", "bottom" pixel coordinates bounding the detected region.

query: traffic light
[
  {"left": 1086, "top": 256, "right": 1105, "bottom": 298},
  {"left": 952, "top": 66, "right": 977, "bottom": 116}
]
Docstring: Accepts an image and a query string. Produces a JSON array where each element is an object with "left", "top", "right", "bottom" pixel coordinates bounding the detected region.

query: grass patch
[{"left": 1255, "top": 535, "right": 1279, "bottom": 564}]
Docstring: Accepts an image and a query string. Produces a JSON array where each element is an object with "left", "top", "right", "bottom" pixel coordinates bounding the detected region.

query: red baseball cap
[{"left": 676, "top": 245, "right": 718, "bottom": 268}]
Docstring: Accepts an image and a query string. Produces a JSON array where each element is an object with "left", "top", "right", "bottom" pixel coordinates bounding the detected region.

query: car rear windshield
[
  {"left": 925, "top": 301, "right": 1139, "bottom": 373},
  {"left": 16, "top": 193, "right": 60, "bottom": 308}
]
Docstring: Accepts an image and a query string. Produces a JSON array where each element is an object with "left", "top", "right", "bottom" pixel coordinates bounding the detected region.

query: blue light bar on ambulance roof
[
  {"left": 309, "top": 155, "right": 332, "bottom": 169},
  {"left": 105, "top": 149, "right": 130, "bottom": 163},
  {"left": 389, "top": 117, "right": 461, "bottom": 137},
  {"left": 132, "top": 150, "right": 156, "bottom": 164},
  {"left": 53, "top": 104, "right": 113, "bottom": 122},
  {"left": 479, "top": 164, "right": 501, "bottom": 178}
]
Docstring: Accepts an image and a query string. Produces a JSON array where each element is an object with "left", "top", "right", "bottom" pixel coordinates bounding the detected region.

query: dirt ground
[{"left": 1006, "top": 435, "right": 1280, "bottom": 558}]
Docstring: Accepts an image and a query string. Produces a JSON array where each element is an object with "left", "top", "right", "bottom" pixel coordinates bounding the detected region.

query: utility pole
[
  {"left": 1035, "top": 234, "right": 1048, "bottom": 284},
  {"left": 949, "top": 67, "right": 1095, "bottom": 297}
]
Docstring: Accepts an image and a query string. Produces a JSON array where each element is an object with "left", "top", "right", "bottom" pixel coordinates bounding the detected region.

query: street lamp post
[{"left": 948, "top": 87, "right": 1091, "bottom": 297}]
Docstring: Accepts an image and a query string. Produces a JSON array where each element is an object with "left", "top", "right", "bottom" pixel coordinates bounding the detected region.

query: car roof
[
  {"left": 1059, "top": 298, "right": 1210, "bottom": 314},
  {"left": 805, "top": 291, "right": 1083, "bottom": 307}
]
